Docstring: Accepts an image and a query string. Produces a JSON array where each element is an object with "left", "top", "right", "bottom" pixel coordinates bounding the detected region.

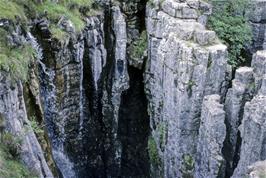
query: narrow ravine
[
  {"left": 0, "top": 1, "right": 266, "bottom": 178},
  {"left": 118, "top": 66, "right": 150, "bottom": 177}
]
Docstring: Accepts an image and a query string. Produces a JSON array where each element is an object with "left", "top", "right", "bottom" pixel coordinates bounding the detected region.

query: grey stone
[
  {"left": 232, "top": 74, "right": 266, "bottom": 178},
  {"left": 145, "top": 1, "right": 231, "bottom": 177},
  {"left": 224, "top": 67, "right": 255, "bottom": 174},
  {"left": 251, "top": 50, "right": 266, "bottom": 93},
  {"left": 248, "top": 0, "right": 266, "bottom": 53},
  {"left": 101, "top": 5, "right": 129, "bottom": 177},
  {"left": 194, "top": 30, "right": 216, "bottom": 45},
  {"left": 246, "top": 160, "right": 266, "bottom": 178},
  {"left": 195, "top": 95, "right": 226, "bottom": 178},
  {"left": 0, "top": 74, "right": 53, "bottom": 178}
]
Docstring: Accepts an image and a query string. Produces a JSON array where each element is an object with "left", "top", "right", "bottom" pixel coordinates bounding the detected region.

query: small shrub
[
  {"left": 181, "top": 154, "right": 195, "bottom": 178},
  {"left": 50, "top": 25, "right": 70, "bottom": 41},
  {"left": 130, "top": 30, "right": 148, "bottom": 59},
  {"left": 208, "top": 0, "right": 252, "bottom": 67},
  {"left": 29, "top": 119, "right": 44, "bottom": 135},
  {"left": 2, "top": 133, "right": 22, "bottom": 158},
  {"left": 148, "top": 136, "right": 161, "bottom": 166},
  {"left": 0, "top": 145, "right": 36, "bottom": 178}
]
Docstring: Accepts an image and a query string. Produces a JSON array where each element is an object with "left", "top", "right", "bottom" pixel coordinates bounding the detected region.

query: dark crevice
[
  {"left": 117, "top": 66, "right": 150, "bottom": 178},
  {"left": 222, "top": 112, "right": 244, "bottom": 177},
  {"left": 97, "top": 5, "right": 118, "bottom": 177},
  {"left": 137, "top": 0, "right": 148, "bottom": 33},
  {"left": 115, "top": 1, "right": 150, "bottom": 177},
  {"left": 80, "top": 33, "right": 106, "bottom": 178},
  {"left": 222, "top": 79, "right": 254, "bottom": 178},
  {"left": 232, "top": 132, "right": 242, "bottom": 172},
  {"left": 240, "top": 49, "right": 253, "bottom": 67}
]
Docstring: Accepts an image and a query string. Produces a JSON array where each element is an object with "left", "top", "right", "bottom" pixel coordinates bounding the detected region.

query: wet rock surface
[
  {"left": 0, "top": 73, "right": 53, "bottom": 178},
  {"left": 1, "top": 0, "right": 266, "bottom": 178}
]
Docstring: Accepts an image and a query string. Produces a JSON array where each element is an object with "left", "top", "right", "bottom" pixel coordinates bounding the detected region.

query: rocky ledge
[{"left": 0, "top": 0, "right": 266, "bottom": 178}]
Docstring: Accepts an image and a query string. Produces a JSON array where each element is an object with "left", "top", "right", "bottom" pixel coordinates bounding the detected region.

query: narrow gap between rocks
[{"left": 117, "top": 66, "right": 150, "bottom": 178}]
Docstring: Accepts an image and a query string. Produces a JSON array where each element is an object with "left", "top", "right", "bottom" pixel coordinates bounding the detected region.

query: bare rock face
[
  {"left": 33, "top": 18, "right": 86, "bottom": 177},
  {"left": 101, "top": 5, "right": 130, "bottom": 176},
  {"left": 248, "top": 0, "right": 266, "bottom": 53},
  {"left": 246, "top": 160, "right": 266, "bottom": 178},
  {"left": 252, "top": 50, "right": 266, "bottom": 93},
  {"left": 223, "top": 67, "right": 255, "bottom": 175},
  {"left": 0, "top": 73, "right": 53, "bottom": 178},
  {"left": 145, "top": 0, "right": 231, "bottom": 177},
  {"left": 195, "top": 95, "right": 226, "bottom": 178},
  {"left": 232, "top": 75, "right": 266, "bottom": 178},
  {"left": 2, "top": 1, "right": 266, "bottom": 177},
  {"left": 232, "top": 51, "right": 266, "bottom": 178}
]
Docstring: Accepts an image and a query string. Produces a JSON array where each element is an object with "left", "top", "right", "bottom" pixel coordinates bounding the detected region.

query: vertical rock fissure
[
  {"left": 116, "top": 0, "right": 151, "bottom": 176},
  {"left": 222, "top": 67, "right": 255, "bottom": 178},
  {"left": 222, "top": 107, "right": 244, "bottom": 177},
  {"left": 32, "top": 23, "right": 79, "bottom": 178},
  {"left": 81, "top": 32, "right": 107, "bottom": 177},
  {"left": 117, "top": 66, "right": 150, "bottom": 178},
  {"left": 230, "top": 103, "right": 247, "bottom": 177}
]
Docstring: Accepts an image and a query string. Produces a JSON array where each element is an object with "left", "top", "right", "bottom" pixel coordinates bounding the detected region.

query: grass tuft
[
  {"left": 0, "top": 0, "right": 27, "bottom": 22},
  {"left": 131, "top": 30, "right": 148, "bottom": 59},
  {"left": 0, "top": 29, "right": 35, "bottom": 81},
  {"left": 0, "top": 136, "right": 37, "bottom": 178}
]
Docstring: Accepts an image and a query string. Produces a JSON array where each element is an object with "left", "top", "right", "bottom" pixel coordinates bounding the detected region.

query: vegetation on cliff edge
[
  {"left": 0, "top": 133, "right": 36, "bottom": 178},
  {"left": 0, "top": 0, "right": 99, "bottom": 80},
  {"left": 0, "top": 29, "right": 35, "bottom": 81},
  {"left": 208, "top": 0, "right": 252, "bottom": 67}
]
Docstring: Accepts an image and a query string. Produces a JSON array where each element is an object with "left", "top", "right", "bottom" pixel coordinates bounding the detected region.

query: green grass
[
  {"left": 50, "top": 25, "right": 70, "bottom": 41},
  {"left": 35, "top": 0, "right": 99, "bottom": 33},
  {"left": 0, "top": 136, "right": 37, "bottom": 178},
  {"left": 0, "top": 29, "right": 35, "bottom": 81},
  {"left": 0, "top": 0, "right": 98, "bottom": 34},
  {"left": 130, "top": 30, "right": 148, "bottom": 59},
  {"left": 36, "top": 1, "right": 85, "bottom": 32},
  {"left": 0, "top": 0, "right": 27, "bottom": 22},
  {"left": 61, "top": 0, "right": 95, "bottom": 8},
  {"left": 148, "top": 136, "right": 161, "bottom": 166},
  {"left": 0, "top": 0, "right": 100, "bottom": 80}
]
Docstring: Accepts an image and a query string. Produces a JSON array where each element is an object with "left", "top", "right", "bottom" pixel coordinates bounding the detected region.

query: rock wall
[
  {"left": 1, "top": 0, "right": 266, "bottom": 178},
  {"left": 195, "top": 95, "right": 226, "bottom": 178},
  {"left": 145, "top": 0, "right": 231, "bottom": 177},
  {"left": 223, "top": 67, "right": 255, "bottom": 176},
  {"left": 31, "top": 1, "right": 149, "bottom": 177},
  {"left": 0, "top": 73, "right": 53, "bottom": 178},
  {"left": 231, "top": 51, "right": 266, "bottom": 178},
  {"left": 246, "top": 160, "right": 266, "bottom": 178},
  {"left": 248, "top": 0, "right": 266, "bottom": 53}
]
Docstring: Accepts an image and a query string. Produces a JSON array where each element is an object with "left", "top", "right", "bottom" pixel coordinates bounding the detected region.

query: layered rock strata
[
  {"left": 231, "top": 51, "right": 266, "bottom": 178},
  {"left": 195, "top": 95, "right": 226, "bottom": 178},
  {"left": 223, "top": 67, "right": 255, "bottom": 176},
  {"left": 0, "top": 73, "right": 53, "bottom": 178},
  {"left": 248, "top": 0, "right": 266, "bottom": 53},
  {"left": 145, "top": 0, "right": 231, "bottom": 177},
  {"left": 1, "top": 0, "right": 266, "bottom": 178}
]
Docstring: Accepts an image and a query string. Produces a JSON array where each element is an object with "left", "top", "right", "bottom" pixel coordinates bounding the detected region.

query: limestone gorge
[{"left": 0, "top": 0, "right": 266, "bottom": 177}]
